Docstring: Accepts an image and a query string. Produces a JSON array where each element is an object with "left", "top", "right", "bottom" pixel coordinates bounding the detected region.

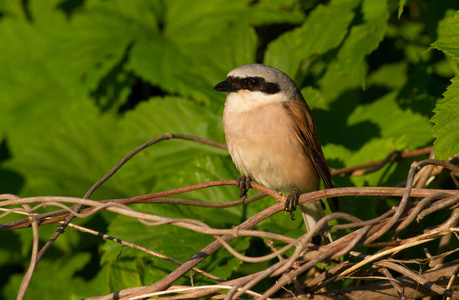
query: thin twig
[
  {"left": 3, "top": 139, "right": 458, "bottom": 300},
  {"left": 378, "top": 267, "right": 406, "bottom": 299},
  {"left": 375, "top": 260, "right": 459, "bottom": 298},
  {"left": 331, "top": 146, "right": 432, "bottom": 176},
  {"left": 16, "top": 204, "right": 39, "bottom": 300},
  {"left": 3, "top": 186, "right": 458, "bottom": 231},
  {"left": 444, "top": 266, "right": 459, "bottom": 300},
  {"left": 63, "top": 222, "right": 223, "bottom": 282}
]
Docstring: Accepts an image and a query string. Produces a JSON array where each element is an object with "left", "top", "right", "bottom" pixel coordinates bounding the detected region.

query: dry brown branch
[
  {"left": 311, "top": 259, "right": 459, "bottom": 299},
  {"left": 110, "top": 191, "right": 459, "bottom": 299},
  {"left": 330, "top": 146, "right": 433, "bottom": 176},
  {"left": 445, "top": 266, "right": 459, "bottom": 300},
  {"left": 2, "top": 185, "right": 459, "bottom": 299},
  {"left": 377, "top": 267, "right": 406, "bottom": 299},
  {"left": 2, "top": 134, "right": 459, "bottom": 300},
  {"left": 16, "top": 203, "right": 39, "bottom": 300},
  {"left": 2, "top": 186, "right": 457, "bottom": 231},
  {"left": 19, "top": 133, "right": 228, "bottom": 286}
]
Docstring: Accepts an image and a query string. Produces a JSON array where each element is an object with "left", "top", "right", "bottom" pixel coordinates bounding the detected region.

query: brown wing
[{"left": 282, "top": 99, "right": 339, "bottom": 212}]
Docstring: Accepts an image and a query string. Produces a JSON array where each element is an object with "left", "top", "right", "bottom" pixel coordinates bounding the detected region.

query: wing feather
[{"left": 282, "top": 99, "right": 339, "bottom": 211}]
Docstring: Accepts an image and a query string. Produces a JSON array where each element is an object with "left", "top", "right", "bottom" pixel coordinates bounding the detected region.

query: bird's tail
[{"left": 300, "top": 201, "right": 332, "bottom": 245}]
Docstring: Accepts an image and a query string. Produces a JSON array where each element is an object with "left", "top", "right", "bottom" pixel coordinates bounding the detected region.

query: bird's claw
[
  {"left": 284, "top": 188, "right": 299, "bottom": 220},
  {"left": 237, "top": 176, "right": 252, "bottom": 202}
]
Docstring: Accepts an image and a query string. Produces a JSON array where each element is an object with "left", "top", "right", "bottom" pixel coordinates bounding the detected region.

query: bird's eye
[{"left": 248, "top": 78, "right": 260, "bottom": 88}]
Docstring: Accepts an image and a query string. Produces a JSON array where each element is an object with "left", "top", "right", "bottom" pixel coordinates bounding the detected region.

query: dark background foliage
[{"left": 0, "top": 0, "right": 458, "bottom": 298}]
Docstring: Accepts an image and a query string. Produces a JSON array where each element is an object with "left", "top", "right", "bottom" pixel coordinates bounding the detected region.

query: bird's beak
[{"left": 214, "top": 80, "right": 239, "bottom": 93}]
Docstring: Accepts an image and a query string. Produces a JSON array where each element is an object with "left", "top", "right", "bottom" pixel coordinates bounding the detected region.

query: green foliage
[
  {"left": 431, "top": 76, "right": 459, "bottom": 159},
  {"left": 0, "top": 0, "right": 458, "bottom": 298},
  {"left": 431, "top": 10, "right": 459, "bottom": 159}
]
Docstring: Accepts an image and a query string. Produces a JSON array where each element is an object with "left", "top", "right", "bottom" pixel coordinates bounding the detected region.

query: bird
[{"left": 213, "top": 63, "right": 338, "bottom": 244}]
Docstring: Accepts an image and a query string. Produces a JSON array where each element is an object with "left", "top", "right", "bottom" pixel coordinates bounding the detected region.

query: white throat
[{"left": 224, "top": 90, "right": 287, "bottom": 114}]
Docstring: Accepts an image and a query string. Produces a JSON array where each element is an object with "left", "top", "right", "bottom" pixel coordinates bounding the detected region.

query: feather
[{"left": 282, "top": 99, "right": 339, "bottom": 212}]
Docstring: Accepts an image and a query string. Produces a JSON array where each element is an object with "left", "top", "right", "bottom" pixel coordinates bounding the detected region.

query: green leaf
[
  {"left": 48, "top": 0, "right": 160, "bottom": 94},
  {"left": 0, "top": 1, "right": 26, "bottom": 19},
  {"left": 348, "top": 92, "right": 432, "bottom": 149},
  {"left": 249, "top": 0, "right": 304, "bottom": 25},
  {"left": 165, "top": 0, "right": 247, "bottom": 45},
  {"left": 128, "top": 6, "right": 258, "bottom": 103},
  {"left": 316, "top": 60, "right": 362, "bottom": 108},
  {"left": 2, "top": 103, "right": 122, "bottom": 198},
  {"left": 101, "top": 150, "right": 250, "bottom": 284},
  {"left": 107, "top": 257, "right": 143, "bottom": 292},
  {"left": 102, "top": 203, "right": 243, "bottom": 284},
  {"left": 323, "top": 140, "right": 406, "bottom": 220},
  {"left": 301, "top": 87, "right": 329, "bottom": 110},
  {"left": 114, "top": 97, "right": 227, "bottom": 191},
  {"left": 337, "top": 0, "right": 389, "bottom": 88},
  {"left": 0, "top": 16, "right": 120, "bottom": 197},
  {"left": 27, "top": 0, "right": 68, "bottom": 35},
  {"left": 398, "top": 0, "right": 407, "bottom": 19},
  {"left": 431, "top": 76, "right": 459, "bottom": 160},
  {"left": 430, "top": 10, "right": 459, "bottom": 61},
  {"left": 347, "top": 138, "right": 407, "bottom": 186},
  {"left": 196, "top": 236, "right": 250, "bottom": 280},
  {"left": 188, "top": 12, "right": 258, "bottom": 82},
  {"left": 367, "top": 62, "right": 409, "bottom": 89},
  {"left": 264, "top": 0, "right": 358, "bottom": 77},
  {"left": 3, "top": 253, "right": 106, "bottom": 300},
  {"left": 0, "top": 3, "right": 139, "bottom": 197},
  {"left": 1, "top": 0, "right": 457, "bottom": 297},
  {"left": 128, "top": 37, "right": 216, "bottom": 103}
]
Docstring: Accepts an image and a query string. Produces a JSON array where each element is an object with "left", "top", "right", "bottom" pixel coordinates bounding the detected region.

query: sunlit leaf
[
  {"left": 431, "top": 76, "right": 459, "bottom": 159},
  {"left": 430, "top": 10, "right": 459, "bottom": 61},
  {"left": 264, "top": 0, "right": 358, "bottom": 77},
  {"left": 337, "top": 0, "right": 389, "bottom": 88}
]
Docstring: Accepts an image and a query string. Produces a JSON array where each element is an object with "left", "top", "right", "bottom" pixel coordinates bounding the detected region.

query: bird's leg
[
  {"left": 284, "top": 187, "right": 299, "bottom": 220},
  {"left": 237, "top": 176, "right": 252, "bottom": 202}
]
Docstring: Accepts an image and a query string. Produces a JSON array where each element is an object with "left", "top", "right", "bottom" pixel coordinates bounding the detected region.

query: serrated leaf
[
  {"left": 431, "top": 76, "right": 459, "bottom": 160},
  {"left": 264, "top": 1, "right": 358, "bottom": 77},
  {"left": 348, "top": 92, "right": 432, "bottom": 149},
  {"left": 337, "top": 0, "right": 389, "bottom": 88},
  {"left": 188, "top": 12, "right": 258, "bottom": 81},
  {"left": 128, "top": 8, "right": 258, "bottom": 104},
  {"left": 430, "top": 10, "right": 459, "bottom": 61},
  {"left": 165, "top": 0, "right": 247, "bottom": 45},
  {"left": 115, "top": 97, "right": 227, "bottom": 190},
  {"left": 0, "top": 14, "right": 124, "bottom": 198},
  {"left": 126, "top": 0, "right": 269, "bottom": 103},
  {"left": 48, "top": 0, "right": 159, "bottom": 93},
  {"left": 101, "top": 150, "right": 251, "bottom": 283},
  {"left": 2, "top": 101, "right": 123, "bottom": 198},
  {"left": 128, "top": 37, "right": 216, "bottom": 103}
]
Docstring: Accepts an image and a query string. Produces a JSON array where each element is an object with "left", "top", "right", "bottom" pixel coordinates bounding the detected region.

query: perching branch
[{"left": 2, "top": 133, "right": 458, "bottom": 300}]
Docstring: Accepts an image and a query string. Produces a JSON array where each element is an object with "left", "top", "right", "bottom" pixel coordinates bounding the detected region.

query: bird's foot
[
  {"left": 284, "top": 188, "right": 299, "bottom": 220},
  {"left": 237, "top": 176, "right": 252, "bottom": 202}
]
